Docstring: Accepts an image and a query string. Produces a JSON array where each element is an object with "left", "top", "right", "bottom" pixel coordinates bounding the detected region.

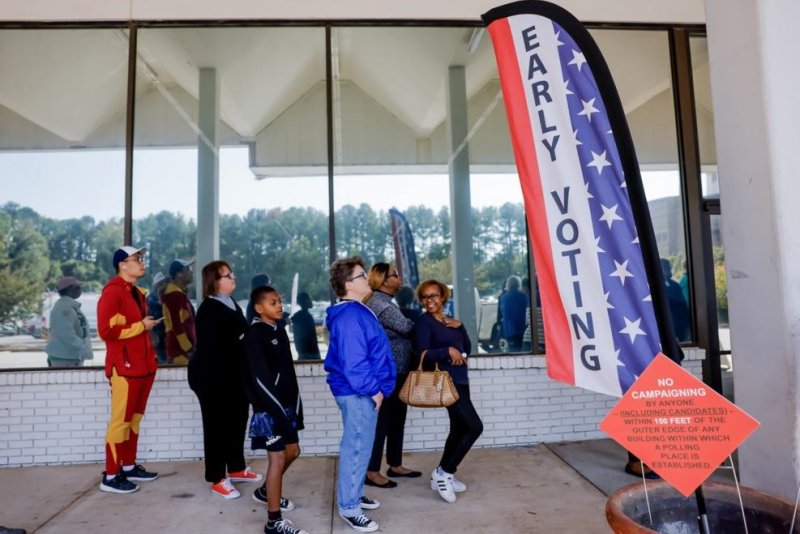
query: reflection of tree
[
  {"left": 0, "top": 199, "right": 534, "bottom": 315},
  {"left": 0, "top": 205, "right": 50, "bottom": 322},
  {"left": 713, "top": 245, "right": 727, "bottom": 322}
]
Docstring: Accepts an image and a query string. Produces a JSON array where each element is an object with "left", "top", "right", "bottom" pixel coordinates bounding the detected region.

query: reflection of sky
[{"left": 0, "top": 146, "right": 681, "bottom": 221}]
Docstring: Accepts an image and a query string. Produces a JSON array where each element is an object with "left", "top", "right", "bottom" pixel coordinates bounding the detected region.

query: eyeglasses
[
  {"left": 122, "top": 256, "right": 145, "bottom": 264},
  {"left": 420, "top": 293, "right": 441, "bottom": 301},
  {"left": 387, "top": 272, "right": 400, "bottom": 279},
  {"left": 347, "top": 271, "right": 367, "bottom": 282},
  {"left": 218, "top": 272, "right": 235, "bottom": 280}
]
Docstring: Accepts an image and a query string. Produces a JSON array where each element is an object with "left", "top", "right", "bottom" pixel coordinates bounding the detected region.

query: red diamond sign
[{"left": 600, "top": 354, "right": 760, "bottom": 496}]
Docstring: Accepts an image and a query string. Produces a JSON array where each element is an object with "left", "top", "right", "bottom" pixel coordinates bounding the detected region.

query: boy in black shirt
[{"left": 243, "top": 286, "right": 307, "bottom": 534}]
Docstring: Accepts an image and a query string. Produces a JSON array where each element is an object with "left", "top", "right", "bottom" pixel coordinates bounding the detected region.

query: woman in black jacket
[{"left": 188, "top": 260, "right": 262, "bottom": 499}]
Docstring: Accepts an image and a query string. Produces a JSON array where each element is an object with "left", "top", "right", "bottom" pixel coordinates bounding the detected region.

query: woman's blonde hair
[{"left": 368, "top": 262, "right": 391, "bottom": 290}]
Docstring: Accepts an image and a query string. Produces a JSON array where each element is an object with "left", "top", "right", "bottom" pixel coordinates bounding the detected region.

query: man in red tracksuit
[{"left": 97, "top": 245, "right": 162, "bottom": 494}]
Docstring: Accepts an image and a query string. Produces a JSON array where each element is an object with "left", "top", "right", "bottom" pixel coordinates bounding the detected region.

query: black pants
[
  {"left": 368, "top": 373, "right": 409, "bottom": 471},
  {"left": 440, "top": 383, "right": 483, "bottom": 474},
  {"left": 194, "top": 388, "right": 249, "bottom": 483}
]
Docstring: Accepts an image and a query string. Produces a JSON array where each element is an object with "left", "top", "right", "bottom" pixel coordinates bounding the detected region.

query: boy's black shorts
[{"left": 252, "top": 428, "right": 299, "bottom": 452}]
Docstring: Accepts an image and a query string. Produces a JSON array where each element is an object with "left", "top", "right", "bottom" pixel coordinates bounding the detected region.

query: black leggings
[
  {"left": 440, "top": 383, "right": 483, "bottom": 474},
  {"left": 194, "top": 388, "right": 249, "bottom": 483}
]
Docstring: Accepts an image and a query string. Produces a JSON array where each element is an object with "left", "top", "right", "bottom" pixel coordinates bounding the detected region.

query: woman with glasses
[
  {"left": 364, "top": 263, "right": 421, "bottom": 489},
  {"left": 325, "top": 256, "right": 396, "bottom": 533},
  {"left": 189, "top": 261, "right": 263, "bottom": 500},
  {"left": 414, "top": 279, "right": 483, "bottom": 504}
]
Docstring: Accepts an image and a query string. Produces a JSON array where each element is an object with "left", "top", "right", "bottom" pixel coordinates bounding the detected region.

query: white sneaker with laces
[
  {"left": 430, "top": 470, "right": 467, "bottom": 493},
  {"left": 430, "top": 469, "right": 456, "bottom": 503}
]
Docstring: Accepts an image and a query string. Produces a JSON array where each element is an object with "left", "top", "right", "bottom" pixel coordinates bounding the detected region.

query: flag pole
[{"left": 695, "top": 486, "right": 710, "bottom": 534}]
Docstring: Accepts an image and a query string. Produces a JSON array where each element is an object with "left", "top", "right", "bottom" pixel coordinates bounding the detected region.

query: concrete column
[
  {"left": 705, "top": 0, "right": 800, "bottom": 499},
  {"left": 196, "top": 67, "right": 220, "bottom": 301},
  {"left": 446, "top": 66, "right": 478, "bottom": 346}
]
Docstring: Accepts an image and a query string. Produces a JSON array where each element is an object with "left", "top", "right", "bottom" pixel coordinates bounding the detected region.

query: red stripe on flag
[
  {"left": 487, "top": 19, "right": 574, "bottom": 385},
  {"left": 391, "top": 216, "right": 403, "bottom": 281}
]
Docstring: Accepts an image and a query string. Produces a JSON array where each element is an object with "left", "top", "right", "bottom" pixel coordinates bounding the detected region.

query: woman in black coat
[{"left": 188, "top": 260, "right": 262, "bottom": 499}]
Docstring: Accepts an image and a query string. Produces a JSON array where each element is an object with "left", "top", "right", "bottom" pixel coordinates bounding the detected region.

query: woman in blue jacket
[
  {"left": 325, "top": 257, "right": 396, "bottom": 533},
  {"left": 414, "top": 279, "right": 483, "bottom": 504}
]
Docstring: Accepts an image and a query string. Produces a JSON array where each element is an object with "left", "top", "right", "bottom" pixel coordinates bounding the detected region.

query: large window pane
[
  {"left": 467, "top": 30, "right": 535, "bottom": 355},
  {"left": 594, "top": 29, "right": 692, "bottom": 343},
  {"left": 132, "top": 27, "right": 329, "bottom": 362},
  {"left": 331, "top": 26, "right": 486, "bottom": 352},
  {"left": 0, "top": 29, "right": 128, "bottom": 369}
]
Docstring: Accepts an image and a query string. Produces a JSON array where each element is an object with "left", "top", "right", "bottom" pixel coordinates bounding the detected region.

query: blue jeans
[{"left": 334, "top": 394, "right": 378, "bottom": 517}]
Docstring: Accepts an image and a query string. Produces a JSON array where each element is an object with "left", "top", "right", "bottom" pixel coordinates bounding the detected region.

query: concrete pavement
[{"left": 0, "top": 443, "right": 628, "bottom": 534}]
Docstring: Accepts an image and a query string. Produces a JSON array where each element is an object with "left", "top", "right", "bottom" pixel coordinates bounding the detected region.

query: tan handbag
[{"left": 399, "top": 353, "right": 460, "bottom": 408}]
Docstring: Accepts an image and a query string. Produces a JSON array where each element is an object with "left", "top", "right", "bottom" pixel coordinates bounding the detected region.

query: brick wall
[{"left": 0, "top": 350, "right": 705, "bottom": 467}]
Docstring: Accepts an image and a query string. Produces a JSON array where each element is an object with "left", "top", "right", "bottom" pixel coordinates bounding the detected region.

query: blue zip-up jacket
[{"left": 324, "top": 300, "right": 396, "bottom": 398}]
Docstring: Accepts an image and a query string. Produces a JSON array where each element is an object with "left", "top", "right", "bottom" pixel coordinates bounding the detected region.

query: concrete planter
[{"left": 606, "top": 480, "right": 798, "bottom": 533}]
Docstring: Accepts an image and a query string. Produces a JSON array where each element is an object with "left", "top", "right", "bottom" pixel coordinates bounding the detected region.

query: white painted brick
[{"left": 0, "top": 350, "right": 708, "bottom": 466}]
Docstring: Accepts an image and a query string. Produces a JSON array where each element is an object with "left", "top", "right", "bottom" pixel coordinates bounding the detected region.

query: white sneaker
[
  {"left": 430, "top": 471, "right": 467, "bottom": 493},
  {"left": 430, "top": 469, "right": 456, "bottom": 503}
]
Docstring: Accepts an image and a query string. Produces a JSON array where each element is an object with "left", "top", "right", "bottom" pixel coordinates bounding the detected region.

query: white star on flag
[
  {"left": 577, "top": 98, "right": 599, "bottom": 122},
  {"left": 568, "top": 49, "right": 587, "bottom": 71},
  {"left": 604, "top": 292, "right": 614, "bottom": 309},
  {"left": 610, "top": 259, "right": 634, "bottom": 285},
  {"left": 587, "top": 150, "right": 612, "bottom": 174},
  {"left": 584, "top": 181, "right": 593, "bottom": 199},
  {"left": 563, "top": 78, "right": 574, "bottom": 96},
  {"left": 573, "top": 129, "right": 582, "bottom": 146},
  {"left": 619, "top": 317, "right": 647, "bottom": 343},
  {"left": 594, "top": 236, "right": 605, "bottom": 254},
  {"left": 599, "top": 204, "right": 623, "bottom": 228}
]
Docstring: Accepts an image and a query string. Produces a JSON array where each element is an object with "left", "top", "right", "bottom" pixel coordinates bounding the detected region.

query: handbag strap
[{"left": 417, "top": 351, "right": 440, "bottom": 372}]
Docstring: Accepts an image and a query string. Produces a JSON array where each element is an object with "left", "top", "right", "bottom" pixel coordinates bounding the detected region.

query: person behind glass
[
  {"left": 97, "top": 246, "right": 160, "bottom": 494},
  {"left": 291, "top": 292, "right": 320, "bottom": 360},
  {"left": 146, "top": 272, "right": 169, "bottom": 364},
  {"left": 46, "top": 276, "right": 93, "bottom": 368},
  {"left": 661, "top": 258, "right": 690, "bottom": 342},
  {"left": 414, "top": 279, "right": 483, "bottom": 504},
  {"left": 364, "top": 263, "right": 421, "bottom": 489},
  {"left": 188, "top": 261, "right": 263, "bottom": 500},
  {"left": 499, "top": 275, "right": 529, "bottom": 352},
  {"left": 162, "top": 259, "right": 196, "bottom": 364},
  {"left": 395, "top": 285, "right": 422, "bottom": 322},
  {"left": 325, "top": 257, "right": 396, "bottom": 533},
  {"left": 247, "top": 273, "right": 271, "bottom": 323},
  {"left": 244, "top": 286, "right": 309, "bottom": 534}
]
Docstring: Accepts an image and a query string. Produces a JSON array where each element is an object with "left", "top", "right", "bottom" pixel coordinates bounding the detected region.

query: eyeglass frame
[
  {"left": 420, "top": 293, "right": 442, "bottom": 301},
  {"left": 218, "top": 272, "right": 236, "bottom": 280},
  {"left": 347, "top": 271, "right": 368, "bottom": 282},
  {"left": 121, "top": 255, "right": 145, "bottom": 264}
]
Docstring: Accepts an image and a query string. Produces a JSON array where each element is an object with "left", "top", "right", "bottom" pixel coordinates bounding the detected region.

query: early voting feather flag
[
  {"left": 482, "top": 1, "right": 682, "bottom": 397},
  {"left": 390, "top": 208, "right": 420, "bottom": 291}
]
